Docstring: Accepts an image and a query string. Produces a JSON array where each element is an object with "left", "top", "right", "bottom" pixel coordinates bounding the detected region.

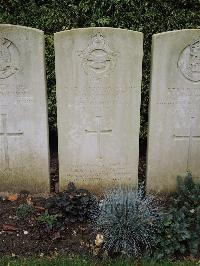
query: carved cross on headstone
[
  {"left": 0, "top": 114, "right": 23, "bottom": 170},
  {"left": 85, "top": 116, "right": 112, "bottom": 159},
  {"left": 174, "top": 115, "right": 200, "bottom": 171}
]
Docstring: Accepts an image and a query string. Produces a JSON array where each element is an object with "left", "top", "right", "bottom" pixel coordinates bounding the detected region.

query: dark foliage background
[{"left": 0, "top": 0, "right": 200, "bottom": 143}]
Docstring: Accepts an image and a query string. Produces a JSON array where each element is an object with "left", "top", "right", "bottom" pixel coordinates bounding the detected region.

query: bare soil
[
  {"left": 0, "top": 194, "right": 94, "bottom": 257},
  {"left": 0, "top": 147, "right": 147, "bottom": 257}
]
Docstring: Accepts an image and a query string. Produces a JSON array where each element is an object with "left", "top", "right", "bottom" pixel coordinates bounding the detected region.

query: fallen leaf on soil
[
  {"left": 95, "top": 234, "right": 104, "bottom": 247},
  {"left": 35, "top": 206, "right": 45, "bottom": 212},
  {"left": 72, "top": 230, "right": 77, "bottom": 236},
  {"left": 3, "top": 224, "right": 17, "bottom": 231},
  {"left": 52, "top": 231, "right": 61, "bottom": 240},
  {"left": 80, "top": 240, "right": 85, "bottom": 246},
  {"left": 7, "top": 194, "right": 18, "bottom": 202},
  {"left": 53, "top": 251, "right": 59, "bottom": 257},
  {"left": 26, "top": 196, "right": 33, "bottom": 206}
]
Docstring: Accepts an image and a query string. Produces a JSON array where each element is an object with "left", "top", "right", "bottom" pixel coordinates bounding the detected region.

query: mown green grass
[{"left": 0, "top": 256, "right": 198, "bottom": 266}]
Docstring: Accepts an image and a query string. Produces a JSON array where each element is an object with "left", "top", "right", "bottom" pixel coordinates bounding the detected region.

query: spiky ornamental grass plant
[{"left": 93, "top": 187, "right": 160, "bottom": 258}]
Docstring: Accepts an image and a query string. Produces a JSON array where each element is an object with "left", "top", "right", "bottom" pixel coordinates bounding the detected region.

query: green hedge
[{"left": 1, "top": 0, "right": 200, "bottom": 139}]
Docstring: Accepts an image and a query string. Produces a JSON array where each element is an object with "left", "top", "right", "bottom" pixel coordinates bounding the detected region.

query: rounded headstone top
[
  {"left": 153, "top": 29, "right": 200, "bottom": 38},
  {"left": 54, "top": 27, "right": 143, "bottom": 36},
  {"left": 0, "top": 24, "right": 43, "bottom": 35},
  {"left": 152, "top": 29, "right": 200, "bottom": 83}
]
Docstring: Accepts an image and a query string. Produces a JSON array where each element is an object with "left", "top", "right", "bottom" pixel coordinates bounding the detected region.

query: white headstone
[
  {"left": 147, "top": 29, "right": 200, "bottom": 192},
  {"left": 0, "top": 25, "right": 49, "bottom": 192},
  {"left": 55, "top": 28, "right": 143, "bottom": 192}
]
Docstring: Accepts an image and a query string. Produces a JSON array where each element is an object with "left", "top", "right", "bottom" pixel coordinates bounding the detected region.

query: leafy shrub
[
  {"left": 153, "top": 172, "right": 200, "bottom": 260},
  {"left": 16, "top": 203, "right": 34, "bottom": 219},
  {"left": 93, "top": 187, "right": 160, "bottom": 258},
  {"left": 37, "top": 210, "right": 58, "bottom": 230},
  {"left": 45, "top": 182, "right": 98, "bottom": 224}
]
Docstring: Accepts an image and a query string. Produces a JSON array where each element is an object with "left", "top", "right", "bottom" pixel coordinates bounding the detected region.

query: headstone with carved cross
[
  {"left": 55, "top": 28, "right": 143, "bottom": 192},
  {"left": 0, "top": 25, "right": 49, "bottom": 192},
  {"left": 147, "top": 29, "right": 200, "bottom": 192}
]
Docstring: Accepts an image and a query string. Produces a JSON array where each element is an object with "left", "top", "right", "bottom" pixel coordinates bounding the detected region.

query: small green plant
[
  {"left": 16, "top": 203, "right": 34, "bottom": 219},
  {"left": 37, "top": 210, "right": 58, "bottom": 230},
  {"left": 93, "top": 187, "right": 160, "bottom": 258},
  {"left": 45, "top": 182, "right": 98, "bottom": 224},
  {"left": 153, "top": 172, "right": 200, "bottom": 260}
]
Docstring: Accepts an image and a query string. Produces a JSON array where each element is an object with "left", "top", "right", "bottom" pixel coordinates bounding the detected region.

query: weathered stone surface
[
  {"left": 147, "top": 29, "right": 200, "bottom": 192},
  {"left": 0, "top": 24, "right": 49, "bottom": 192},
  {"left": 55, "top": 28, "right": 143, "bottom": 192}
]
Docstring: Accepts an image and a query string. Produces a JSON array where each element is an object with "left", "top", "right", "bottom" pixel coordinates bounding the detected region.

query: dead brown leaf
[
  {"left": 52, "top": 231, "right": 61, "bottom": 240},
  {"left": 95, "top": 234, "right": 104, "bottom": 247},
  {"left": 7, "top": 194, "right": 18, "bottom": 202},
  {"left": 35, "top": 206, "right": 45, "bottom": 213},
  {"left": 3, "top": 224, "right": 17, "bottom": 231},
  {"left": 26, "top": 196, "right": 33, "bottom": 206}
]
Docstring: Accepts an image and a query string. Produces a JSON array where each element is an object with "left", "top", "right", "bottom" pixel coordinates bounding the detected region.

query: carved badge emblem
[
  {"left": 178, "top": 39, "right": 200, "bottom": 82},
  {"left": 78, "top": 33, "right": 118, "bottom": 76},
  {"left": 0, "top": 37, "right": 20, "bottom": 79}
]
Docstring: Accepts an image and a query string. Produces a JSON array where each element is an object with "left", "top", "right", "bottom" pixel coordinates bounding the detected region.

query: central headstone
[
  {"left": 0, "top": 25, "right": 49, "bottom": 192},
  {"left": 147, "top": 29, "right": 200, "bottom": 192},
  {"left": 55, "top": 28, "right": 143, "bottom": 192}
]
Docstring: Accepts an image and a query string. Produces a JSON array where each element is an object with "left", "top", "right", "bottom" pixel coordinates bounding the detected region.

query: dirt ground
[
  {"left": 0, "top": 193, "right": 95, "bottom": 257},
  {"left": 0, "top": 148, "right": 93, "bottom": 257},
  {"left": 0, "top": 143, "right": 147, "bottom": 257}
]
